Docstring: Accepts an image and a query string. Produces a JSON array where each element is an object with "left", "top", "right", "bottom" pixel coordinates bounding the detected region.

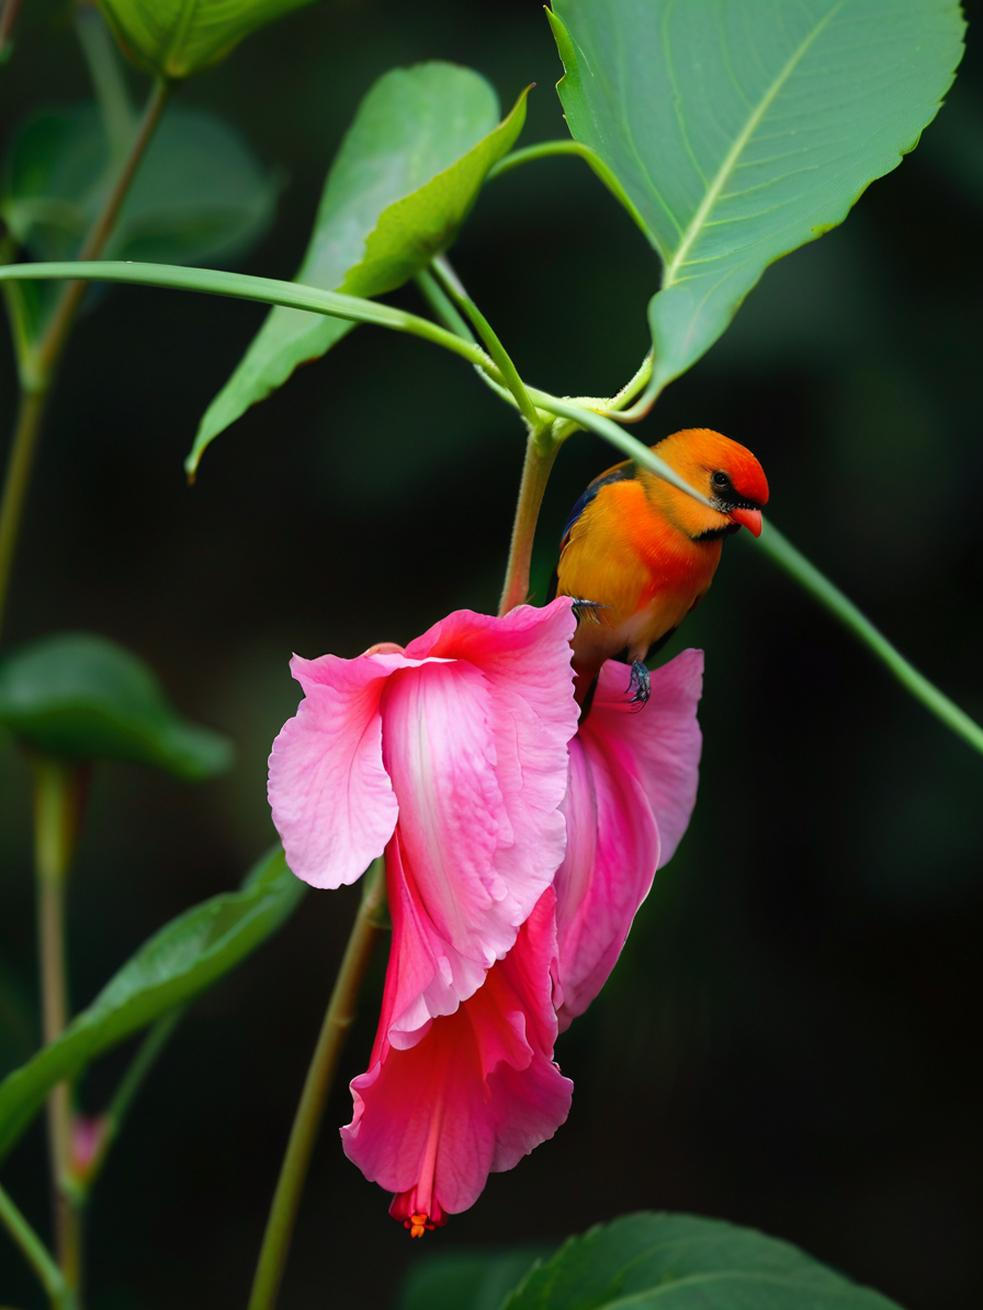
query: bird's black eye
[{"left": 711, "top": 470, "right": 731, "bottom": 490}]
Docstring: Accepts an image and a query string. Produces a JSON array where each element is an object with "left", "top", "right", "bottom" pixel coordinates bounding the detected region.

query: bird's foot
[
  {"left": 627, "top": 659, "right": 651, "bottom": 705},
  {"left": 570, "top": 597, "right": 604, "bottom": 625}
]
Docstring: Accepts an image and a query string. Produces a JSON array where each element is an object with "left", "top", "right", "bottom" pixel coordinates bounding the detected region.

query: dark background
[{"left": 2, "top": 1, "right": 982, "bottom": 1306}]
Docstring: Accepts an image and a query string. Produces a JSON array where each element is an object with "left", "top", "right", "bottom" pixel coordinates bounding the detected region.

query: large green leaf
[
  {"left": 188, "top": 63, "right": 528, "bottom": 474},
  {"left": 505, "top": 1213, "right": 903, "bottom": 1310},
  {"left": 399, "top": 1250, "right": 547, "bottom": 1310},
  {"left": 0, "top": 633, "right": 231, "bottom": 779},
  {"left": 549, "top": 0, "right": 965, "bottom": 400},
  {"left": 97, "top": 0, "right": 315, "bottom": 79},
  {"left": 0, "top": 104, "right": 275, "bottom": 341},
  {"left": 0, "top": 847, "right": 304, "bottom": 1162}
]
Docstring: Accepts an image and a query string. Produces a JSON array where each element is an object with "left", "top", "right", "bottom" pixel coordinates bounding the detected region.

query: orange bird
[{"left": 555, "top": 427, "right": 769, "bottom": 706}]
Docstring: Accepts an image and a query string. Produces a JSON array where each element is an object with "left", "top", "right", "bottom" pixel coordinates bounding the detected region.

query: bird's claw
[
  {"left": 570, "top": 597, "right": 604, "bottom": 625},
  {"left": 627, "top": 659, "right": 651, "bottom": 705}
]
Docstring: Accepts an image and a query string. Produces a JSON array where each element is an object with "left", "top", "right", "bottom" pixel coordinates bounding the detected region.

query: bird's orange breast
[{"left": 557, "top": 479, "right": 723, "bottom": 669}]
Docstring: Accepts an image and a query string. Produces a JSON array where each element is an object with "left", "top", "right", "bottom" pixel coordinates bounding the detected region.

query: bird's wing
[{"left": 559, "top": 460, "right": 636, "bottom": 553}]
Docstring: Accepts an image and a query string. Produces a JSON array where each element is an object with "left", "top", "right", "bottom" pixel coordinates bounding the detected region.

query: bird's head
[{"left": 643, "top": 428, "right": 770, "bottom": 541}]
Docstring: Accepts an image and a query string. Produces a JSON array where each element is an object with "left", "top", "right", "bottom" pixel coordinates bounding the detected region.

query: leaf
[
  {"left": 549, "top": 0, "right": 966, "bottom": 400},
  {"left": 398, "top": 1250, "right": 548, "bottom": 1310},
  {"left": 0, "top": 847, "right": 304, "bottom": 1162},
  {"left": 0, "top": 633, "right": 231, "bottom": 779},
  {"left": 97, "top": 0, "right": 315, "bottom": 79},
  {"left": 504, "top": 1212, "right": 904, "bottom": 1310},
  {"left": 188, "top": 63, "right": 528, "bottom": 474},
  {"left": 0, "top": 104, "right": 275, "bottom": 339}
]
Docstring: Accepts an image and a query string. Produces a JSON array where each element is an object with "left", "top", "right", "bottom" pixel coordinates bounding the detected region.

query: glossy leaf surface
[
  {"left": 0, "top": 848, "right": 303, "bottom": 1161},
  {"left": 189, "top": 63, "right": 527, "bottom": 472},
  {"left": 550, "top": 0, "right": 965, "bottom": 399},
  {"left": 399, "top": 1250, "right": 546, "bottom": 1310},
  {"left": 0, "top": 633, "right": 231, "bottom": 778},
  {"left": 97, "top": 0, "right": 315, "bottom": 78},
  {"left": 505, "top": 1213, "right": 903, "bottom": 1310}
]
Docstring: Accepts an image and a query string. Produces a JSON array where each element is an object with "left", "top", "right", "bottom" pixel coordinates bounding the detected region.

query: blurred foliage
[
  {"left": 0, "top": 846, "right": 302, "bottom": 1161},
  {"left": 0, "top": 632, "right": 231, "bottom": 777},
  {"left": 0, "top": 2, "right": 980, "bottom": 1309}
]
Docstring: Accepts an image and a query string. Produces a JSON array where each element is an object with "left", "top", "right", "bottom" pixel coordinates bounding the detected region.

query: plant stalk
[
  {"left": 0, "top": 386, "right": 49, "bottom": 634},
  {"left": 499, "top": 428, "right": 560, "bottom": 615},
  {"left": 0, "top": 78, "right": 169, "bottom": 636},
  {"left": 0, "top": 0, "right": 24, "bottom": 58},
  {"left": 0, "top": 1182, "right": 75, "bottom": 1310},
  {"left": 247, "top": 859, "right": 388, "bottom": 1310},
  {"left": 33, "top": 757, "right": 87, "bottom": 1297}
]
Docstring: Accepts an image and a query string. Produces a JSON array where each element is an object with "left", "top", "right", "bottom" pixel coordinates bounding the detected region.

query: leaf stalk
[{"left": 247, "top": 859, "right": 388, "bottom": 1310}]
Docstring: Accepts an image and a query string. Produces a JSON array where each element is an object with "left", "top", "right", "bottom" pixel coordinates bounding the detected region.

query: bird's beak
[{"left": 729, "top": 506, "right": 763, "bottom": 537}]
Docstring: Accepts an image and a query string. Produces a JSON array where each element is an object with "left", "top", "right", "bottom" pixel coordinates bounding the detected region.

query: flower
[
  {"left": 269, "top": 599, "right": 703, "bottom": 1234},
  {"left": 268, "top": 599, "right": 579, "bottom": 1046}
]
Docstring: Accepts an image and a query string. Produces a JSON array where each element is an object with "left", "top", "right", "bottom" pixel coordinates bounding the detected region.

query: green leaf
[
  {"left": 0, "top": 846, "right": 304, "bottom": 1162},
  {"left": 97, "top": 0, "right": 315, "bottom": 79},
  {"left": 0, "top": 103, "right": 275, "bottom": 340},
  {"left": 188, "top": 63, "right": 528, "bottom": 474},
  {"left": 549, "top": 0, "right": 965, "bottom": 400},
  {"left": 504, "top": 1213, "right": 904, "bottom": 1310},
  {"left": 399, "top": 1250, "right": 548, "bottom": 1310},
  {"left": 0, "top": 632, "right": 231, "bottom": 779}
]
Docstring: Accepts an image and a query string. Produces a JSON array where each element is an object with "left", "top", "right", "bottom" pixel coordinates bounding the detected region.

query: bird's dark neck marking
[{"left": 692, "top": 522, "right": 741, "bottom": 542}]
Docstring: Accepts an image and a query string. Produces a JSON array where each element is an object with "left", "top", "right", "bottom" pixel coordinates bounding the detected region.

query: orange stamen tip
[{"left": 405, "top": 1212, "right": 433, "bottom": 1239}]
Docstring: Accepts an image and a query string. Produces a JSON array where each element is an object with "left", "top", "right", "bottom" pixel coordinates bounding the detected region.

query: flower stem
[
  {"left": 0, "top": 386, "right": 48, "bottom": 634},
  {"left": 431, "top": 255, "right": 541, "bottom": 427},
  {"left": 248, "top": 859, "right": 388, "bottom": 1310},
  {"left": 33, "top": 757, "right": 87, "bottom": 1298},
  {"left": 752, "top": 520, "right": 983, "bottom": 757},
  {"left": 0, "top": 1182, "right": 75, "bottom": 1310},
  {"left": 0, "top": 77, "right": 169, "bottom": 637},
  {"left": 499, "top": 428, "right": 560, "bottom": 615}
]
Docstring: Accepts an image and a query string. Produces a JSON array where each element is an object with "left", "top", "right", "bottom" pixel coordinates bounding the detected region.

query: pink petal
[
  {"left": 553, "top": 736, "right": 660, "bottom": 1028},
  {"left": 552, "top": 648, "right": 704, "bottom": 1027},
  {"left": 268, "top": 652, "right": 414, "bottom": 888},
  {"left": 342, "top": 890, "right": 571, "bottom": 1221},
  {"left": 378, "top": 601, "right": 579, "bottom": 1039},
  {"left": 590, "top": 648, "right": 704, "bottom": 868}
]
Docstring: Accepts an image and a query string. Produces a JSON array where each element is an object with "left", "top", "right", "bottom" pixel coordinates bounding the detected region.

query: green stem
[
  {"left": 754, "top": 520, "right": 983, "bottom": 756},
  {"left": 0, "top": 1182, "right": 75, "bottom": 1310},
  {"left": 33, "top": 758, "right": 87, "bottom": 1298},
  {"left": 248, "top": 860, "right": 388, "bottom": 1310},
  {"left": 431, "top": 255, "right": 541, "bottom": 427},
  {"left": 0, "top": 80, "right": 169, "bottom": 637},
  {"left": 0, "top": 387, "right": 49, "bottom": 634},
  {"left": 415, "top": 269, "right": 517, "bottom": 409},
  {"left": 75, "top": 4, "right": 135, "bottom": 155},
  {"left": 79, "top": 1009, "right": 183, "bottom": 1194},
  {"left": 31, "top": 79, "right": 170, "bottom": 383},
  {"left": 487, "top": 138, "right": 650, "bottom": 243},
  {"left": 499, "top": 428, "right": 560, "bottom": 615}
]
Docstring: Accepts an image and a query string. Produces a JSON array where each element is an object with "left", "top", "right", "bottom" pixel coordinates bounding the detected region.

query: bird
[{"left": 554, "top": 427, "right": 769, "bottom": 708}]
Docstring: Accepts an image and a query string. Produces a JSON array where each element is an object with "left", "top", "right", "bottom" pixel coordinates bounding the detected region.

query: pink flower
[
  {"left": 268, "top": 600, "right": 579, "bottom": 1045},
  {"left": 269, "top": 597, "right": 703, "bottom": 1235}
]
